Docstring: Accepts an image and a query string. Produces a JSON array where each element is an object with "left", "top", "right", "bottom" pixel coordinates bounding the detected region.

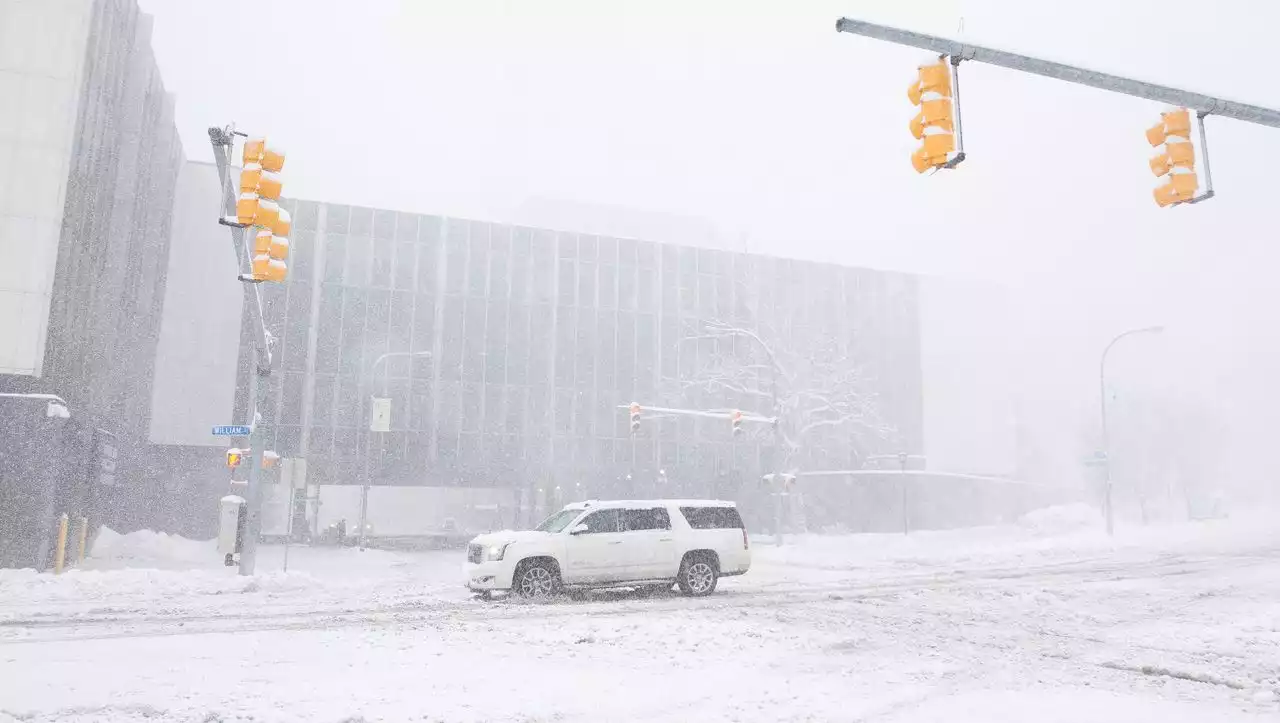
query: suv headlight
[{"left": 486, "top": 543, "right": 511, "bottom": 561}]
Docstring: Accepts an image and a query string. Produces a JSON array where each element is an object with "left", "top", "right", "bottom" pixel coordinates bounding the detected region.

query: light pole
[
  {"left": 1099, "top": 325, "right": 1164, "bottom": 535},
  {"left": 357, "top": 350, "right": 431, "bottom": 550}
]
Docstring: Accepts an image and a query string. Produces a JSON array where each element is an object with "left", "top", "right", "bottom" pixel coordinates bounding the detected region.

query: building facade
[
  {"left": 0, "top": 0, "right": 183, "bottom": 565},
  {"left": 228, "top": 201, "right": 923, "bottom": 523}
]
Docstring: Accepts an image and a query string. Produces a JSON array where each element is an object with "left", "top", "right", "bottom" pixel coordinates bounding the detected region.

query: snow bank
[
  {"left": 757, "top": 504, "right": 1279, "bottom": 572},
  {"left": 83, "top": 527, "right": 216, "bottom": 571},
  {"left": 1018, "top": 502, "right": 1103, "bottom": 536},
  {"left": 0, "top": 567, "right": 322, "bottom": 611}
]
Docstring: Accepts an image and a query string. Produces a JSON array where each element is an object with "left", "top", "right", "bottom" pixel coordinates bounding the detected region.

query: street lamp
[
  {"left": 357, "top": 350, "right": 431, "bottom": 550},
  {"left": 1099, "top": 325, "right": 1164, "bottom": 536}
]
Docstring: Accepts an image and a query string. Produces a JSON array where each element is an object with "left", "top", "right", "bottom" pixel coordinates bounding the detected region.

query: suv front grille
[{"left": 466, "top": 544, "right": 483, "bottom": 564}]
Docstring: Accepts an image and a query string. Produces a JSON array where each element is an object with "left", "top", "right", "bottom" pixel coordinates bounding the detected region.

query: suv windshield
[{"left": 534, "top": 509, "right": 582, "bottom": 533}]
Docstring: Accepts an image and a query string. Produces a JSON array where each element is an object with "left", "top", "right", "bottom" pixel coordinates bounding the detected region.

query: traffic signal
[
  {"left": 908, "top": 58, "right": 956, "bottom": 173},
  {"left": 731, "top": 410, "right": 743, "bottom": 436},
  {"left": 226, "top": 448, "right": 245, "bottom": 469},
  {"left": 236, "top": 137, "right": 291, "bottom": 281},
  {"left": 1146, "top": 108, "right": 1197, "bottom": 207},
  {"left": 629, "top": 403, "right": 641, "bottom": 434}
]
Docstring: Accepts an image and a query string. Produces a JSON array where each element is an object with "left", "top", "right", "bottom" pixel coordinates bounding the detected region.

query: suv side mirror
[{"left": 568, "top": 523, "right": 589, "bottom": 535}]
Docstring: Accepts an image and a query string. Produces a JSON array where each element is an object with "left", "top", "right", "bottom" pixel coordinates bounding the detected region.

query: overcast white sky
[{"left": 138, "top": 0, "right": 1279, "bottom": 486}]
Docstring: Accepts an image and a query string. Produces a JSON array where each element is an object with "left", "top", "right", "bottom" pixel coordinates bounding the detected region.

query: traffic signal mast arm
[
  {"left": 617, "top": 404, "right": 776, "bottom": 425},
  {"left": 835, "top": 17, "right": 1280, "bottom": 129}
]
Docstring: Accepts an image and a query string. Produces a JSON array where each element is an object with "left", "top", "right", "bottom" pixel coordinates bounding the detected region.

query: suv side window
[
  {"left": 578, "top": 509, "right": 621, "bottom": 534},
  {"left": 679, "top": 506, "right": 745, "bottom": 530},
  {"left": 623, "top": 507, "right": 671, "bottom": 531}
]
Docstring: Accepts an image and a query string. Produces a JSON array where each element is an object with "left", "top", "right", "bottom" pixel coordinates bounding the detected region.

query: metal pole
[
  {"left": 834, "top": 18, "right": 1280, "bottom": 129},
  {"left": 240, "top": 367, "right": 266, "bottom": 573},
  {"left": 1099, "top": 325, "right": 1164, "bottom": 535},
  {"left": 899, "top": 452, "right": 910, "bottom": 534},
  {"left": 208, "top": 127, "right": 273, "bottom": 576},
  {"left": 358, "top": 350, "right": 431, "bottom": 550},
  {"left": 1195, "top": 112, "right": 1216, "bottom": 199},
  {"left": 946, "top": 57, "right": 967, "bottom": 167}
]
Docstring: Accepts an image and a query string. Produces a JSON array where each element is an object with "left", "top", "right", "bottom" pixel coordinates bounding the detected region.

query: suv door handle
[
  {"left": 608, "top": 540, "right": 623, "bottom": 545},
  {"left": 659, "top": 538, "right": 673, "bottom": 542}
]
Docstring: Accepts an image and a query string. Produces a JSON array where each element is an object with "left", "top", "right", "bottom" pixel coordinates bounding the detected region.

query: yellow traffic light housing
[
  {"left": 237, "top": 136, "right": 292, "bottom": 282},
  {"left": 908, "top": 57, "right": 962, "bottom": 173},
  {"left": 226, "top": 448, "right": 245, "bottom": 469},
  {"left": 1146, "top": 107, "right": 1201, "bottom": 207}
]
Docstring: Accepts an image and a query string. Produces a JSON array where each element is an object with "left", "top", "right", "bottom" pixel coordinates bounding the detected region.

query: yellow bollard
[
  {"left": 53, "top": 513, "right": 69, "bottom": 574},
  {"left": 77, "top": 516, "right": 89, "bottom": 564}
]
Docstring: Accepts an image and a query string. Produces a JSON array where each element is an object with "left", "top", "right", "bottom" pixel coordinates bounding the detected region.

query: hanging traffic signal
[
  {"left": 1146, "top": 108, "right": 1198, "bottom": 207},
  {"left": 908, "top": 58, "right": 957, "bottom": 173},
  {"left": 731, "top": 410, "right": 743, "bottom": 436},
  {"left": 236, "top": 137, "right": 291, "bottom": 281},
  {"left": 629, "top": 403, "right": 641, "bottom": 434}
]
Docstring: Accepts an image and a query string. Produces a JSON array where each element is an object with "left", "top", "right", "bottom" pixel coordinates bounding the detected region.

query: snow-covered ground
[{"left": 1, "top": 506, "right": 1278, "bottom": 722}]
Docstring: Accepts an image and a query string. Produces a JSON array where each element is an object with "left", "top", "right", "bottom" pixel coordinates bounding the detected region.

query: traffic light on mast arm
[
  {"left": 235, "top": 137, "right": 291, "bottom": 281},
  {"left": 731, "top": 410, "right": 743, "bottom": 436},
  {"left": 630, "top": 403, "right": 641, "bottom": 434},
  {"left": 908, "top": 57, "right": 958, "bottom": 173},
  {"left": 1146, "top": 108, "right": 1198, "bottom": 207}
]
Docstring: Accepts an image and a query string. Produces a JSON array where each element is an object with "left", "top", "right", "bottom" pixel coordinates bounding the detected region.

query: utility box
[{"left": 218, "top": 495, "right": 246, "bottom": 567}]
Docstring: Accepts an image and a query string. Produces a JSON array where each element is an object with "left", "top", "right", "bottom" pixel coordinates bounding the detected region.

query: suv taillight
[{"left": 742, "top": 528, "right": 749, "bottom": 550}]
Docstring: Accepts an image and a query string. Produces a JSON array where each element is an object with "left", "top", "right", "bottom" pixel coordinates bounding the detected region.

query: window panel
[
  {"left": 578, "top": 262, "right": 596, "bottom": 307},
  {"left": 554, "top": 388, "right": 574, "bottom": 435},
  {"left": 327, "top": 205, "right": 351, "bottom": 234},
  {"left": 599, "top": 264, "right": 617, "bottom": 309},
  {"left": 506, "top": 303, "right": 530, "bottom": 385},
  {"left": 440, "top": 297, "right": 464, "bottom": 381},
  {"left": 486, "top": 302, "right": 508, "bottom": 384},
  {"left": 280, "top": 372, "right": 304, "bottom": 424},
  {"left": 345, "top": 236, "right": 371, "bottom": 287},
  {"left": 371, "top": 237, "right": 393, "bottom": 288},
  {"left": 558, "top": 259, "right": 575, "bottom": 306},
  {"left": 555, "top": 306, "right": 575, "bottom": 388},
  {"left": 596, "top": 310, "right": 616, "bottom": 390},
  {"left": 324, "top": 235, "right": 345, "bottom": 284},
  {"left": 463, "top": 298, "right": 487, "bottom": 382},
  {"left": 417, "top": 240, "right": 439, "bottom": 295},
  {"left": 374, "top": 209, "right": 396, "bottom": 240},
  {"left": 489, "top": 251, "right": 508, "bottom": 299},
  {"left": 350, "top": 206, "right": 373, "bottom": 237},
  {"left": 395, "top": 242, "right": 415, "bottom": 290},
  {"left": 574, "top": 307, "right": 595, "bottom": 388},
  {"left": 335, "top": 375, "right": 359, "bottom": 428}
]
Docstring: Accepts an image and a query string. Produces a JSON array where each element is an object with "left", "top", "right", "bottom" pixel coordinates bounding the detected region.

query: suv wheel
[
  {"left": 514, "top": 560, "right": 561, "bottom": 599},
  {"left": 677, "top": 554, "right": 718, "bottom": 597}
]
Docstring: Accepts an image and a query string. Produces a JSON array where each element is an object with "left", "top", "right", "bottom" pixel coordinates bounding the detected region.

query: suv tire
[
  {"left": 677, "top": 553, "right": 719, "bottom": 597},
  {"left": 513, "top": 559, "right": 561, "bottom": 599}
]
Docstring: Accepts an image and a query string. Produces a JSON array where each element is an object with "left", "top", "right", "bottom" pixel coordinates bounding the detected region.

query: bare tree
[{"left": 682, "top": 318, "right": 898, "bottom": 473}]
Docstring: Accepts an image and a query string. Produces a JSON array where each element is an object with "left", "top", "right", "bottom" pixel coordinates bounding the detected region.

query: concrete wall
[
  {"left": 0, "top": 0, "right": 94, "bottom": 376},
  {"left": 148, "top": 162, "right": 243, "bottom": 446}
]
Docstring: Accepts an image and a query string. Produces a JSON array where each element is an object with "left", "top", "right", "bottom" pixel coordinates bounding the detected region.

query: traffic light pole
[
  {"left": 210, "top": 126, "right": 274, "bottom": 576},
  {"left": 835, "top": 18, "right": 1280, "bottom": 129}
]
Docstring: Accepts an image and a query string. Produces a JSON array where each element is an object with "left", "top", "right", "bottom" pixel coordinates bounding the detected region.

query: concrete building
[
  {"left": 150, "top": 168, "right": 930, "bottom": 533},
  {"left": 0, "top": 0, "right": 183, "bottom": 566}
]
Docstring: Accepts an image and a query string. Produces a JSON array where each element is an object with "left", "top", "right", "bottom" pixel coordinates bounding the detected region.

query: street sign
[
  {"left": 212, "top": 425, "right": 252, "bottom": 436},
  {"left": 370, "top": 397, "right": 391, "bottom": 432}
]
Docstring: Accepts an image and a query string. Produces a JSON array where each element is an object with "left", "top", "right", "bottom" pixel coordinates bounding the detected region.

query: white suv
[{"left": 464, "top": 499, "right": 751, "bottom": 598}]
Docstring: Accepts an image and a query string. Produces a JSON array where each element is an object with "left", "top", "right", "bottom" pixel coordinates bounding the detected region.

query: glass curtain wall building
[{"left": 246, "top": 201, "right": 923, "bottom": 517}]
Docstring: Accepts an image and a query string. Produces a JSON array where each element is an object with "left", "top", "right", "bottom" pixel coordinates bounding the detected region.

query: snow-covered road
[{"left": 1, "top": 507, "right": 1278, "bottom": 722}]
